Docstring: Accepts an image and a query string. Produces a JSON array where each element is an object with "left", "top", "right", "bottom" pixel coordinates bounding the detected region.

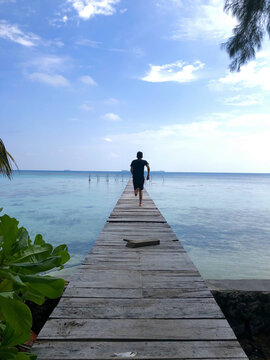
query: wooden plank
[
  {"left": 142, "top": 272, "right": 203, "bottom": 288},
  {"left": 38, "top": 318, "right": 236, "bottom": 340},
  {"left": 63, "top": 286, "right": 212, "bottom": 299},
  {"left": 33, "top": 340, "right": 247, "bottom": 359},
  {"left": 69, "top": 269, "right": 142, "bottom": 288},
  {"left": 63, "top": 287, "right": 142, "bottom": 298},
  {"left": 124, "top": 238, "right": 160, "bottom": 248},
  {"left": 51, "top": 298, "right": 225, "bottom": 319}
]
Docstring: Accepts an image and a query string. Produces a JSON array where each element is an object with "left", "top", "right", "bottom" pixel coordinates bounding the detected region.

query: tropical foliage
[
  {"left": 0, "top": 211, "right": 70, "bottom": 359},
  {"left": 0, "top": 139, "right": 17, "bottom": 179},
  {"left": 223, "top": 0, "right": 270, "bottom": 71}
]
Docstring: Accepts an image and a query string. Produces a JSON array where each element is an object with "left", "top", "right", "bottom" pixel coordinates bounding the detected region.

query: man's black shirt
[{"left": 130, "top": 159, "right": 149, "bottom": 179}]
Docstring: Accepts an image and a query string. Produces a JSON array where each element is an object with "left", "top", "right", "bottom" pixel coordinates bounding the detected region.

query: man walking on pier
[{"left": 130, "top": 151, "right": 150, "bottom": 207}]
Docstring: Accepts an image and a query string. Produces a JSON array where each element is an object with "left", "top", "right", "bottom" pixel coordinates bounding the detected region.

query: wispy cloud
[
  {"left": 103, "top": 112, "right": 121, "bottom": 121},
  {"left": 104, "top": 137, "right": 112, "bottom": 142},
  {"left": 67, "top": 0, "right": 120, "bottom": 20},
  {"left": 75, "top": 38, "right": 102, "bottom": 47},
  {"left": 26, "top": 55, "right": 69, "bottom": 72},
  {"left": 25, "top": 55, "right": 71, "bottom": 87},
  {"left": 80, "top": 103, "right": 93, "bottom": 111},
  {"left": 210, "top": 52, "right": 270, "bottom": 91},
  {"left": 223, "top": 94, "right": 264, "bottom": 106},
  {"left": 142, "top": 60, "right": 204, "bottom": 83},
  {"left": 29, "top": 73, "right": 70, "bottom": 87},
  {"left": 104, "top": 97, "right": 119, "bottom": 105},
  {"left": 170, "top": 0, "right": 236, "bottom": 41},
  {"left": 0, "top": 20, "right": 40, "bottom": 46},
  {"left": 80, "top": 75, "right": 97, "bottom": 86}
]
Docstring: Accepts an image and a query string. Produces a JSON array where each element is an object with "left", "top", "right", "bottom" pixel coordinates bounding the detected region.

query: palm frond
[
  {"left": 223, "top": 0, "right": 269, "bottom": 71},
  {"left": 0, "top": 138, "right": 18, "bottom": 179}
]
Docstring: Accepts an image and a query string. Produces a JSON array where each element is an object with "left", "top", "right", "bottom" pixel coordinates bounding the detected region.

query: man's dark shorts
[{"left": 133, "top": 177, "right": 144, "bottom": 190}]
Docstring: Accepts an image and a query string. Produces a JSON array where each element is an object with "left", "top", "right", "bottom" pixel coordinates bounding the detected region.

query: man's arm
[
  {"left": 146, "top": 163, "right": 150, "bottom": 180},
  {"left": 130, "top": 166, "right": 133, "bottom": 175}
]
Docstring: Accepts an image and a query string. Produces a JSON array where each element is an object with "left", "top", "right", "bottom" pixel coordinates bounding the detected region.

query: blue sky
[{"left": 1, "top": 0, "right": 270, "bottom": 172}]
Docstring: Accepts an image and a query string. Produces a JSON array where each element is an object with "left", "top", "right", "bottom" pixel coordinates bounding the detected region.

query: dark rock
[{"left": 211, "top": 290, "right": 270, "bottom": 359}]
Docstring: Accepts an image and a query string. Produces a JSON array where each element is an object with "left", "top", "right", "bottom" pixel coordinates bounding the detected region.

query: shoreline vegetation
[{"left": 0, "top": 212, "right": 70, "bottom": 360}]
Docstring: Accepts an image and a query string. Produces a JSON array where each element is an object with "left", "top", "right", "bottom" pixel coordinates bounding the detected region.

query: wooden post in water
[{"left": 32, "top": 178, "right": 248, "bottom": 359}]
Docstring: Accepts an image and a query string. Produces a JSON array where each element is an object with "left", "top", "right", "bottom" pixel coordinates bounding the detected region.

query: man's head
[{"left": 137, "top": 151, "right": 143, "bottom": 159}]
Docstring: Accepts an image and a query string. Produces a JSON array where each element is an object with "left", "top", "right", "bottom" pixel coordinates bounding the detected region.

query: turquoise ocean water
[{"left": 1, "top": 170, "right": 270, "bottom": 279}]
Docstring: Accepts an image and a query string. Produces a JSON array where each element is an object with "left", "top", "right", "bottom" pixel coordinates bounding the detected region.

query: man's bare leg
[
  {"left": 134, "top": 188, "right": 139, "bottom": 196},
  {"left": 139, "top": 189, "right": 143, "bottom": 206}
]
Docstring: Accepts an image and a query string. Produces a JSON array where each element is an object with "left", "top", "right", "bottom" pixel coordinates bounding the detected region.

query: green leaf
[
  {"left": 19, "top": 286, "right": 45, "bottom": 305},
  {"left": 11, "top": 244, "right": 53, "bottom": 264},
  {"left": 20, "top": 274, "right": 65, "bottom": 299},
  {"left": 34, "top": 234, "right": 45, "bottom": 245},
  {"left": 0, "top": 295, "right": 32, "bottom": 346},
  {"left": 0, "top": 279, "right": 14, "bottom": 293},
  {"left": 0, "top": 215, "right": 20, "bottom": 260},
  {"left": 15, "top": 228, "right": 30, "bottom": 252},
  {"left": 15, "top": 352, "right": 37, "bottom": 360},
  {"left": 0, "top": 268, "right": 25, "bottom": 287},
  {"left": 10, "top": 256, "right": 63, "bottom": 274},
  {"left": 0, "top": 346, "right": 18, "bottom": 360},
  {"left": 52, "top": 244, "right": 70, "bottom": 265}
]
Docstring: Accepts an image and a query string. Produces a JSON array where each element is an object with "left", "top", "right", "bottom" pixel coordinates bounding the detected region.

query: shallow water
[
  {"left": 148, "top": 173, "right": 270, "bottom": 279},
  {"left": 1, "top": 171, "right": 270, "bottom": 279}
]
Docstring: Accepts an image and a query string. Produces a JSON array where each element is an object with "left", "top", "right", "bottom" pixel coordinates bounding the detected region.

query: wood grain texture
[
  {"left": 32, "top": 341, "right": 248, "bottom": 359},
  {"left": 38, "top": 318, "right": 235, "bottom": 340}
]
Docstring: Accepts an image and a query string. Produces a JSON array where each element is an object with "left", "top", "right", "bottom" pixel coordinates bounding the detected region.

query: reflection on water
[{"left": 1, "top": 171, "right": 270, "bottom": 279}]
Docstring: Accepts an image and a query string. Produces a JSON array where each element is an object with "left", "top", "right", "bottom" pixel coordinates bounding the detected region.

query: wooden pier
[{"left": 33, "top": 179, "right": 247, "bottom": 359}]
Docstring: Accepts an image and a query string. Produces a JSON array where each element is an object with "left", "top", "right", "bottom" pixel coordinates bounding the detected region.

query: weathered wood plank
[
  {"left": 33, "top": 340, "right": 247, "bottom": 359},
  {"left": 63, "top": 286, "right": 212, "bottom": 299},
  {"left": 51, "top": 298, "right": 225, "bottom": 319},
  {"left": 38, "top": 318, "right": 236, "bottom": 340},
  {"left": 69, "top": 269, "right": 142, "bottom": 288},
  {"left": 124, "top": 238, "right": 160, "bottom": 248},
  {"left": 62, "top": 287, "right": 143, "bottom": 298}
]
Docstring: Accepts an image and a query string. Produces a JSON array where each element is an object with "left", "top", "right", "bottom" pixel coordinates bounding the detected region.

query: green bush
[{"left": 0, "top": 210, "right": 70, "bottom": 359}]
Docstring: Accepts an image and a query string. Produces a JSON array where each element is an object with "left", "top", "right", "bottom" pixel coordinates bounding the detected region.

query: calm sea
[{"left": 1, "top": 170, "right": 270, "bottom": 279}]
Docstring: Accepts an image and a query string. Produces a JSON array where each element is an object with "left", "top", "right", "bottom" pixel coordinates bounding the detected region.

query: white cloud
[
  {"left": 104, "top": 112, "right": 270, "bottom": 172},
  {"left": 223, "top": 94, "right": 264, "bottom": 106},
  {"left": 80, "top": 75, "right": 97, "bottom": 86},
  {"left": 142, "top": 60, "right": 204, "bottom": 83},
  {"left": 75, "top": 38, "right": 102, "bottom": 47},
  {"left": 27, "top": 55, "right": 68, "bottom": 72},
  {"left": 104, "top": 97, "right": 119, "bottom": 105},
  {"left": 171, "top": 0, "right": 236, "bottom": 41},
  {"left": 103, "top": 112, "right": 121, "bottom": 121},
  {"left": 80, "top": 103, "right": 93, "bottom": 111},
  {"left": 210, "top": 52, "right": 270, "bottom": 91},
  {"left": 104, "top": 137, "right": 112, "bottom": 142},
  {"left": 29, "top": 73, "right": 70, "bottom": 87},
  {"left": 0, "top": 20, "right": 40, "bottom": 46},
  {"left": 68, "top": 0, "right": 120, "bottom": 20}
]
